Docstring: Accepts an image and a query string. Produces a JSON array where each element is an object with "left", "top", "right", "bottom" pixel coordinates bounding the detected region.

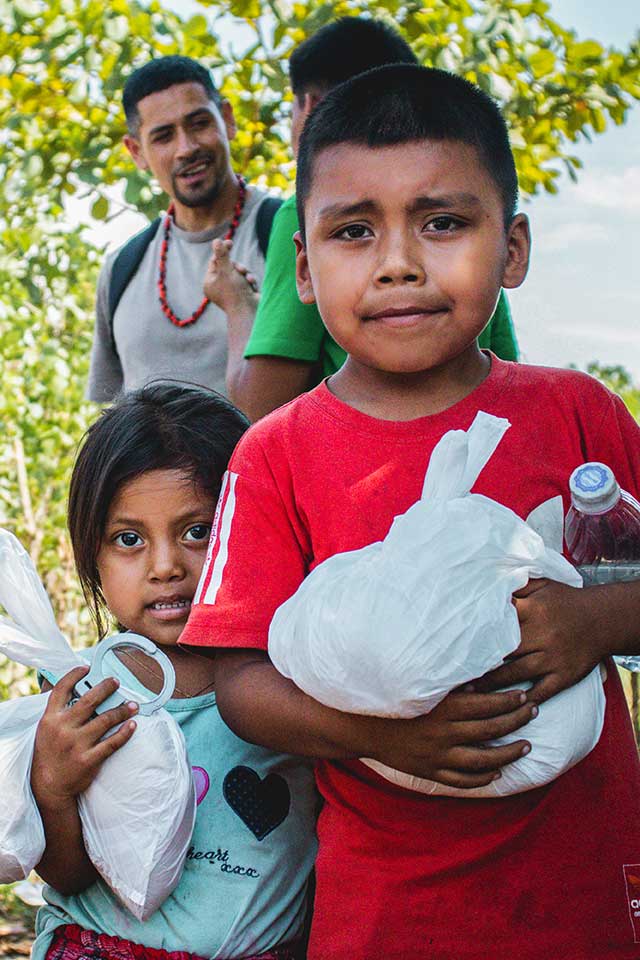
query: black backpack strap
[
  {"left": 255, "top": 196, "right": 284, "bottom": 258},
  {"left": 107, "top": 217, "right": 161, "bottom": 353}
]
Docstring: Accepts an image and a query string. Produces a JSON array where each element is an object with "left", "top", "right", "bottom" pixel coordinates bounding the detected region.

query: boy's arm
[
  {"left": 32, "top": 669, "right": 137, "bottom": 894},
  {"left": 227, "top": 199, "right": 322, "bottom": 421},
  {"left": 213, "top": 649, "right": 538, "bottom": 788},
  {"left": 479, "top": 388, "right": 640, "bottom": 702},
  {"left": 477, "top": 577, "right": 640, "bottom": 704}
]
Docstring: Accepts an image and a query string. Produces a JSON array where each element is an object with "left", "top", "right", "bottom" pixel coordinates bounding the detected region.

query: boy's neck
[{"left": 328, "top": 345, "right": 491, "bottom": 421}]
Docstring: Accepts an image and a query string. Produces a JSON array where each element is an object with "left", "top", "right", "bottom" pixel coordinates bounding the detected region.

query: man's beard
[{"left": 171, "top": 152, "right": 225, "bottom": 209}]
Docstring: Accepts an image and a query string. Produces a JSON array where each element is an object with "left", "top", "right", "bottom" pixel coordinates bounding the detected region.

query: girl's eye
[
  {"left": 115, "top": 531, "right": 143, "bottom": 548},
  {"left": 184, "top": 523, "right": 211, "bottom": 542},
  {"left": 425, "top": 216, "right": 462, "bottom": 233},
  {"left": 336, "top": 224, "right": 372, "bottom": 240}
]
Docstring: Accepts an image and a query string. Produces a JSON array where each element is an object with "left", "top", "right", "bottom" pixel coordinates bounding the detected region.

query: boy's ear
[
  {"left": 302, "top": 87, "right": 323, "bottom": 119},
  {"left": 294, "top": 231, "right": 316, "bottom": 304},
  {"left": 502, "top": 213, "right": 531, "bottom": 289},
  {"left": 123, "top": 134, "right": 149, "bottom": 171}
]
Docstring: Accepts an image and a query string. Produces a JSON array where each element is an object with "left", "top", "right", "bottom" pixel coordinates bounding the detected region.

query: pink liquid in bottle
[{"left": 565, "top": 462, "right": 640, "bottom": 566}]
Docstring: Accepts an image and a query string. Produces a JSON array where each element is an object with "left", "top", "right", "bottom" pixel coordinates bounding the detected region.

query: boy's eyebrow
[
  {"left": 317, "top": 199, "right": 379, "bottom": 221},
  {"left": 409, "top": 193, "right": 482, "bottom": 212},
  {"left": 317, "top": 193, "right": 483, "bottom": 221}
]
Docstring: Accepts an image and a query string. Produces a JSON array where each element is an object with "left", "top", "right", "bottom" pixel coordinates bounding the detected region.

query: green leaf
[
  {"left": 90, "top": 195, "right": 109, "bottom": 220},
  {"left": 529, "top": 48, "right": 556, "bottom": 78}
]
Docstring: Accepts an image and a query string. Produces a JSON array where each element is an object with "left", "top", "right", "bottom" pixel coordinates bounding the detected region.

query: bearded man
[{"left": 88, "top": 55, "right": 280, "bottom": 401}]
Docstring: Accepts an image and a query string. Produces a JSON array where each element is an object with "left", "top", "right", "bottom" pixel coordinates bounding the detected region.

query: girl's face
[{"left": 96, "top": 468, "right": 216, "bottom": 646}]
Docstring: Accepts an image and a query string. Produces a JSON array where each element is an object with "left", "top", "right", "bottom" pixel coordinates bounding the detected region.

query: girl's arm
[{"left": 32, "top": 668, "right": 138, "bottom": 894}]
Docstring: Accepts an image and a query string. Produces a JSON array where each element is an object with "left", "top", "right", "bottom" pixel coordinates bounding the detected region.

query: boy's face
[{"left": 295, "top": 139, "right": 530, "bottom": 379}]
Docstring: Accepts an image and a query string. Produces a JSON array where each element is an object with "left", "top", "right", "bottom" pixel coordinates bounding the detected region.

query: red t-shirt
[{"left": 182, "top": 357, "right": 640, "bottom": 959}]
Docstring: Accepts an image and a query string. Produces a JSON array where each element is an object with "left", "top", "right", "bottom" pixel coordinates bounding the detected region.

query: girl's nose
[{"left": 148, "top": 544, "right": 185, "bottom": 581}]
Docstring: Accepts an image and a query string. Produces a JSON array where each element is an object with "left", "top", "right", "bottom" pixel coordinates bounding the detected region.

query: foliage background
[{"left": 0, "top": 0, "right": 639, "bottom": 696}]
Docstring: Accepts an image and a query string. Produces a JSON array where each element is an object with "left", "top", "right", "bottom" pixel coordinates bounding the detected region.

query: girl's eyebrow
[{"left": 105, "top": 509, "right": 211, "bottom": 528}]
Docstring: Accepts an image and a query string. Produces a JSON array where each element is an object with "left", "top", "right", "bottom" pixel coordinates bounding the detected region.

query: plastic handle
[{"left": 73, "top": 633, "right": 176, "bottom": 716}]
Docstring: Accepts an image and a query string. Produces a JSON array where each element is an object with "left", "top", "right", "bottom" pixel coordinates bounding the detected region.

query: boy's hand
[
  {"left": 31, "top": 666, "right": 138, "bottom": 811},
  {"left": 475, "top": 578, "right": 610, "bottom": 705},
  {"left": 370, "top": 688, "right": 537, "bottom": 789},
  {"left": 213, "top": 650, "right": 537, "bottom": 791}
]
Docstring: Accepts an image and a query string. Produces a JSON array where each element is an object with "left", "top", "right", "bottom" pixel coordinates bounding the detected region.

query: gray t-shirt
[{"left": 88, "top": 187, "right": 267, "bottom": 402}]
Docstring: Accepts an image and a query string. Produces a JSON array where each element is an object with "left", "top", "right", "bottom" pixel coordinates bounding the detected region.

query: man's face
[
  {"left": 124, "top": 81, "right": 236, "bottom": 209},
  {"left": 295, "top": 139, "right": 530, "bottom": 378}
]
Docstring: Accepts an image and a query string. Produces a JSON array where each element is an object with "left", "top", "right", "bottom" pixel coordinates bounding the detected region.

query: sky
[
  {"left": 510, "top": 1, "right": 640, "bottom": 376},
  {"left": 96, "top": 0, "right": 640, "bottom": 378}
]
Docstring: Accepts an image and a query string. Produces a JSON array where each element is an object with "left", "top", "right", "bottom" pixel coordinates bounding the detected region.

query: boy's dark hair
[
  {"left": 123, "top": 56, "right": 221, "bottom": 135},
  {"left": 296, "top": 64, "right": 519, "bottom": 235},
  {"left": 289, "top": 17, "right": 417, "bottom": 98},
  {"left": 68, "top": 381, "right": 248, "bottom": 639}
]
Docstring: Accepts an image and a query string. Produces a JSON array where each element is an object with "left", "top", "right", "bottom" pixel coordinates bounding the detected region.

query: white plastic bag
[
  {"left": 0, "top": 692, "right": 49, "bottom": 881},
  {"left": 269, "top": 412, "right": 605, "bottom": 797},
  {"left": 0, "top": 529, "right": 196, "bottom": 918}
]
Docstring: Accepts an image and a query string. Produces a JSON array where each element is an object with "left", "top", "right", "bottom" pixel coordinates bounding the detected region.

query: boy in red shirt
[{"left": 181, "top": 65, "right": 640, "bottom": 958}]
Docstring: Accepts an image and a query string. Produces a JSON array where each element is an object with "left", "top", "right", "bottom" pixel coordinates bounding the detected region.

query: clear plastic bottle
[
  {"left": 565, "top": 462, "right": 640, "bottom": 565},
  {"left": 565, "top": 461, "right": 640, "bottom": 672}
]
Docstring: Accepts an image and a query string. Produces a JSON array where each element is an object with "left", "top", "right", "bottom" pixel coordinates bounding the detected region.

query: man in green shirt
[{"left": 220, "top": 18, "right": 519, "bottom": 421}]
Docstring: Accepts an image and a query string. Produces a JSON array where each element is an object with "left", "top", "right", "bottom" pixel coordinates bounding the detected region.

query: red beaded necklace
[{"left": 157, "top": 174, "right": 247, "bottom": 328}]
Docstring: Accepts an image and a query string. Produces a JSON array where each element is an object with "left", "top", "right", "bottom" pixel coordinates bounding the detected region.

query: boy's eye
[
  {"left": 115, "top": 531, "right": 143, "bottom": 548},
  {"left": 424, "top": 216, "right": 462, "bottom": 233},
  {"left": 184, "top": 523, "right": 212, "bottom": 542},
  {"left": 335, "top": 224, "right": 372, "bottom": 240}
]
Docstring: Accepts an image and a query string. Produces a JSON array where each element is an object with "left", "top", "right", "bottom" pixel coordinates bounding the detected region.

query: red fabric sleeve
[
  {"left": 179, "top": 430, "right": 309, "bottom": 652},
  {"left": 587, "top": 392, "right": 640, "bottom": 501}
]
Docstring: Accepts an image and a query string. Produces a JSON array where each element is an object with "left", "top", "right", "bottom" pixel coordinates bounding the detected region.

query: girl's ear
[
  {"left": 502, "top": 213, "right": 531, "bottom": 289},
  {"left": 294, "top": 231, "right": 316, "bottom": 304}
]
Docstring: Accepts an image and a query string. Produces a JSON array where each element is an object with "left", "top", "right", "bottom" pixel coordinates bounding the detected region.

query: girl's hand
[
  {"left": 31, "top": 666, "right": 138, "bottom": 811},
  {"left": 204, "top": 238, "right": 259, "bottom": 314},
  {"left": 474, "top": 579, "right": 610, "bottom": 704}
]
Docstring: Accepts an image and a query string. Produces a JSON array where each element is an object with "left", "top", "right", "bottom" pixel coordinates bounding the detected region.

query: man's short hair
[
  {"left": 123, "top": 55, "right": 222, "bottom": 135},
  {"left": 289, "top": 17, "right": 417, "bottom": 97},
  {"left": 296, "top": 64, "right": 519, "bottom": 236}
]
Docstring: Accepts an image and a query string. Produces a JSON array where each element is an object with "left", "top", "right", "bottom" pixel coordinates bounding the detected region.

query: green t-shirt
[{"left": 245, "top": 194, "right": 519, "bottom": 376}]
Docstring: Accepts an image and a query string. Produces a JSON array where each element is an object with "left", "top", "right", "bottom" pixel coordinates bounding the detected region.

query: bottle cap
[{"left": 569, "top": 462, "right": 620, "bottom": 514}]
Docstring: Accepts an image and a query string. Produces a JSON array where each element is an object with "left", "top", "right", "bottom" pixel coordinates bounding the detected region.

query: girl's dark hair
[
  {"left": 68, "top": 382, "right": 248, "bottom": 639},
  {"left": 296, "top": 63, "right": 519, "bottom": 236}
]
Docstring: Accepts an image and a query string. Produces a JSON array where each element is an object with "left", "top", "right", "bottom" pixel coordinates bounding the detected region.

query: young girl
[{"left": 29, "top": 382, "right": 318, "bottom": 960}]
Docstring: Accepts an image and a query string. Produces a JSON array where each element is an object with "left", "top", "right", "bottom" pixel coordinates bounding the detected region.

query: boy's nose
[{"left": 374, "top": 240, "right": 426, "bottom": 286}]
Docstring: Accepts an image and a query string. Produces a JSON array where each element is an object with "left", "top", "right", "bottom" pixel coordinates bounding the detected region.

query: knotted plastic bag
[
  {"left": 269, "top": 411, "right": 605, "bottom": 797},
  {"left": 0, "top": 529, "right": 196, "bottom": 918}
]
